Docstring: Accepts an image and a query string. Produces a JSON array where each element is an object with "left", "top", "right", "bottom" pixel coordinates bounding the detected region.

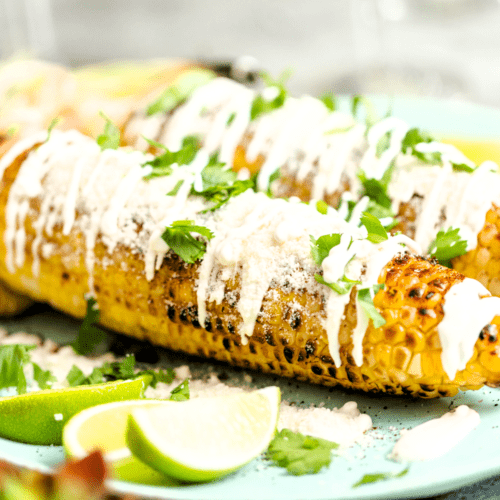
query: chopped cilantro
[
  {"left": 166, "top": 180, "right": 184, "bottom": 196},
  {"left": 191, "top": 154, "right": 257, "bottom": 211},
  {"left": 319, "top": 93, "right": 336, "bottom": 112},
  {"left": 169, "top": 378, "right": 190, "bottom": 401},
  {"left": 428, "top": 227, "right": 468, "bottom": 267},
  {"left": 226, "top": 112, "right": 236, "bottom": 126},
  {"left": 142, "top": 135, "right": 201, "bottom": 179},
  {"left": 310, "top": 234, "right": 342, "bottom": 266},
  {"left": 357, "top": 168, "right": 394, "bottom": 210},
  {"left": 315, "top": 200, "right": 328, "bottom": 215},
  {"left": 357, "top": 285, "right": 386, "bottom": 328},
  {"left": 32, "top": 363, "right": 56, "bottom": 390},
  {"left": 451, "top": 162, "right": 475, "bottom": 174},
  {"left": 146, "top": 69, "right": 215, "bottom": 116},
  {"left": 266, "top": 428, "right": 338, "bottom": 476},
  {"left": 250, "top": 70, "right": 291, "bottom": 121},
  {"left": 351, "top": 95, "right": 377, "bottom": 128},
  {"left": 360, "top": 212, "right": 389, "bottom": 244},
  {"left": 0, "top": 344, "right": 36, "bottom": 395},
  {"left": 325, "top": 124, "right": 355, "bottom": 135},
  {"left": 161, "top": 220, "right": 214, "bottom": 264},
  {"left": 71, "top": 297, "right": 107, "bottom": 355},
  {"left": 375, "top": 131, "right": 391, "bottom": 158},
  {"left": 66, "top": 354, "right": 175, "bottom": 388},
  {"left": 96, "top": 112, "right": 120, "bottom": 151},
  {"left": 353, "top": 466, "right": 409, "bottom": 488},
  {"left": 46, "top": 117, "right": 61, "bottom": 142},
  {"left": 315, "top": 273, "right": 361, "bottom": 295}
]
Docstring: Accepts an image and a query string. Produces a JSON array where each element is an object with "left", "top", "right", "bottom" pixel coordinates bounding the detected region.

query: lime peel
[{"left": 126, "top": 386, "right": 280, "bottom": 482}]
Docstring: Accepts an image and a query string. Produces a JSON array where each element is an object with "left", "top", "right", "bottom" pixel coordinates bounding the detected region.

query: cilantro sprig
[
  {"left": 96, "top": 112, "right": 120, "bottom": 151},
  {"left": 250, "top": 70, "right": 291, "bottom": 121},
  {"left": 353, "top": 466, "right": 409, "bottom": 488},
  {"left": 66, "top": 354, "right": 175, "bottom": 388},
  {"left": 71, "top": 297, "right": 107, "bottom": 356},
  {"left": 169, "top": 378, "right": 190, "bottom": 401},
  {"left": 142, "top": 135, "right": 201, "bottom": 179},
  {"left": 0, "top": 344, "right": 56, "bottom": 395},
  {"left": 401, "top": 127, "right": 475, "bottom": 173},
  {"left": 146, "top": 69, "right": 215, "bottom": 116},
  {"left": 351, "top": 95, "right": 377, "bottom": 128},
  {"left": 266, "top": 429, "right": 338, "bottom": 476},
  {"left": 319, "top": 93, "right": 336, "bottom": 112},
  {"left": 46, "top": 117, "right": 62, "bottom": 142},
  {"left": 428, "top": 227, "right": 468, "bottom": 268},
  {"left": 360, "top": 212, "right": 389, "bottom": 243},
  {"left": 162, "top": 220, "right": 214, "bottom": 264},
  {"left": 357, "top": 284, "right": 386, "bottom": 329}
]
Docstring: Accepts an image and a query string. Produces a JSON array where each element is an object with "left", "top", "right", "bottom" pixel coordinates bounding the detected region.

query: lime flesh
[
  {"left": 63, "top": 398, "right": 179, "bottom": 485},
  {"left": 0, "top": 375, "right": 150, "bottom": 445},
  {"left": 126, "top": 387, "right": 280, "bottom": 483}
]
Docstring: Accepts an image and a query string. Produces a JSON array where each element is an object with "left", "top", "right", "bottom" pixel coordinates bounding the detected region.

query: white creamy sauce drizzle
[
  {"left": 321, "top": 232, "right": 421, "bottom": 366},
  {"left": 390, "top": 405, "right": 480, "bottom": 462},
  {"left": 439, "top": 278, "right": 500, "bottom": 380}
]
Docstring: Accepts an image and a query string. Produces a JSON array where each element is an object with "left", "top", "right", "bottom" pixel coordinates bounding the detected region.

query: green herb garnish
[
  {"left": 250, "top": 70, "right": 291, "bottom": 121},
  {"left": 161, "top": 220, "right": 214, "bottom": 264},
  {"left": 316, "top": 200, "right": 328, "bottom": 215},
  {"left": 353, "top": 466, "right": 409, "bottom": 488},
  {"left": 428, "top": 227, "right": 468, "bottom": 268},
  {"left": 375, "top": 131, "right": 391, "bottom": 158},
  {"left": 351, "top": 95, "right": 377, "bottom": 128},
  {"left": 315, "top": 273, "right": 361, "bottom": 295},
  {"left": 0, "top": 344, "right": 36, "bottom": 395},
  {"left": 146, "top": 69, "right": 215, "bottom": 116},
  {"left": 32, "top": 363, "right": 56, "bottom": 390},
  {"left": 66, "top": 354, "right": 175, "bottom": 388},
  {"left": 71, "top": 297, "right": 107, "bottom": 355},
  {"left": 310, "top": 234, "right": 342, "bottom": 267},
  {"left": 357, "top": 285, "right": 386, "bottom": 328},
  {"left": 226, "top": 112, "right": 236, "bottom": 126},
  {"left": 169, "top": 378, "right": 190, "bottom": 401},
  {"left": 96, "top": 112, "right": 120, "bottom": 151},
  {"left": 142, "top": 135, "right": 201, "bottom": 179},
  {"left": 46, "top": 117, "right": 61, "bottom": 142},
  {"left": 266, "top": 428, "right": 338, "bottom": 476},
  {"left": 360, "top": 212, "right": 389, "bottom": 244},
  {"left": 319, "top": 93, "right": 336, "bottom": 112}
]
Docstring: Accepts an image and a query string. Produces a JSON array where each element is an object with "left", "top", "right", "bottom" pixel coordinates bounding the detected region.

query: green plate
[{"left": 2, "top": 95, "right": 500, "bottom": 500}]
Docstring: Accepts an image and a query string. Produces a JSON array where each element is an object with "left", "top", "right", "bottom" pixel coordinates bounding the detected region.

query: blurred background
[{"left": 1, "top": 0, "right": 500, "bottom": 106}]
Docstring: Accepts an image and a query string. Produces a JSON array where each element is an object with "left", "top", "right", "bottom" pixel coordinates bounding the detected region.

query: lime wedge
[
  {"left": 63, "top": 399, "right": 179, "bottom": 485},
  {"left": 126, "top": 387, "right": 281, "bottom": 483},
  {"left": 0, "top": 375, "right": 151, "bottom": 445}
]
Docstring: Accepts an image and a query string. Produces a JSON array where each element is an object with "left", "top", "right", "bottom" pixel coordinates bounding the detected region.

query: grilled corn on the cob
[
  {"left": 122, "top": 77, "right": 500, "bottom": 299},
  {"left": 2, "top": 130, "right": 500, "bottom": 398}
]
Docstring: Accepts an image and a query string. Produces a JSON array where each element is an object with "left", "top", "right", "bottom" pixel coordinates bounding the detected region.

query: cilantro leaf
[
  {"left": 0, "top": 344, "right": 36, "bottom": 395},
  {"left": 351, "top": 95, "right": 377, "bottom": 128},
  {"left": 375, "top": 131, "right": 391, "bottom": 158},
  {"left": 360, "top": 212, "right": 389, "bottom": 243},
  {"left": 32, "top": 362, "right": 56, "bottom": 390},
  {"left": 357, "top": 286, "right": 386, "bottom": 328},
  {"left": 169, "top": 378, "right": 189, "bottom": 401},
  {"left": 72, "top": 297, "right": 107, "bottom": 355},
  {"left": 428, "top": 227, "right": 468, "bottom": 267},
  {"left": 325, "top": 124, "right": 356, "bottom": 135},
  {"left": 226, "top": 112, "right": 236, "bottom": 126},
  {"left": 191, "top": 155, "right": 257, "bottom": 211},
  {"left": 66, "top": 354, "right": 176, "bottom": 388},
  {"left": 46, "top": 117, "right": 61, "bottom": 142},
  {"left": 310, "top": 234, "right": 342, "bottom": 266},
  {"left": 96, "top": 112, "right": 120, "bottom": 151},
  {"left": 142, "top": 135, "right": 201, "bottom": 179},
  {"left": 357, "top": 168, "right": 393, "bottom": 210},
  {"left": 451, "top": 162, "right": 475, "bottom": 173},
  {"left": 401, "top": 127, "right": 434, "bottom": 157},
  {"left": 146, "top": 69, "right": 215, "bottom": 116},
  {"left": 250, "top": 70, "right": 291, "bottom": 121},
  {"left": 319, "top": 93, "right": 336, "bottom": 112},
  {"left": 167, "top": 180, "right": 184, "bottom": 196},
  {"left": 316, "top": 200, "right": 328, "bottom": 215},
  {"left": 353, "top": 466, "right": 409, "bottom": 488},
  {"left": 266, "top": 429, "right": 338, "bottom": 476},
  {"left": 162, "top": 220, "right": 214, "bottom": 263},
  {"left": 315, "top": 273, "right": 361, "bottom": 295}
]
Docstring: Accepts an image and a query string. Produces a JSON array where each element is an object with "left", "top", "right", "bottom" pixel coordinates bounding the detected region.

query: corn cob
[
  {"left": 122, "top": 76, "right": 500, "bottom": 300},
  {"left": 2, "top": 130, "right": 500, "bottom": 398}
]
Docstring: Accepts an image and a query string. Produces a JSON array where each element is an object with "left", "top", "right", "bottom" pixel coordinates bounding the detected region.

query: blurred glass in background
[{"left": 1, "top": 0, "right": 500, "bottom": 106}]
